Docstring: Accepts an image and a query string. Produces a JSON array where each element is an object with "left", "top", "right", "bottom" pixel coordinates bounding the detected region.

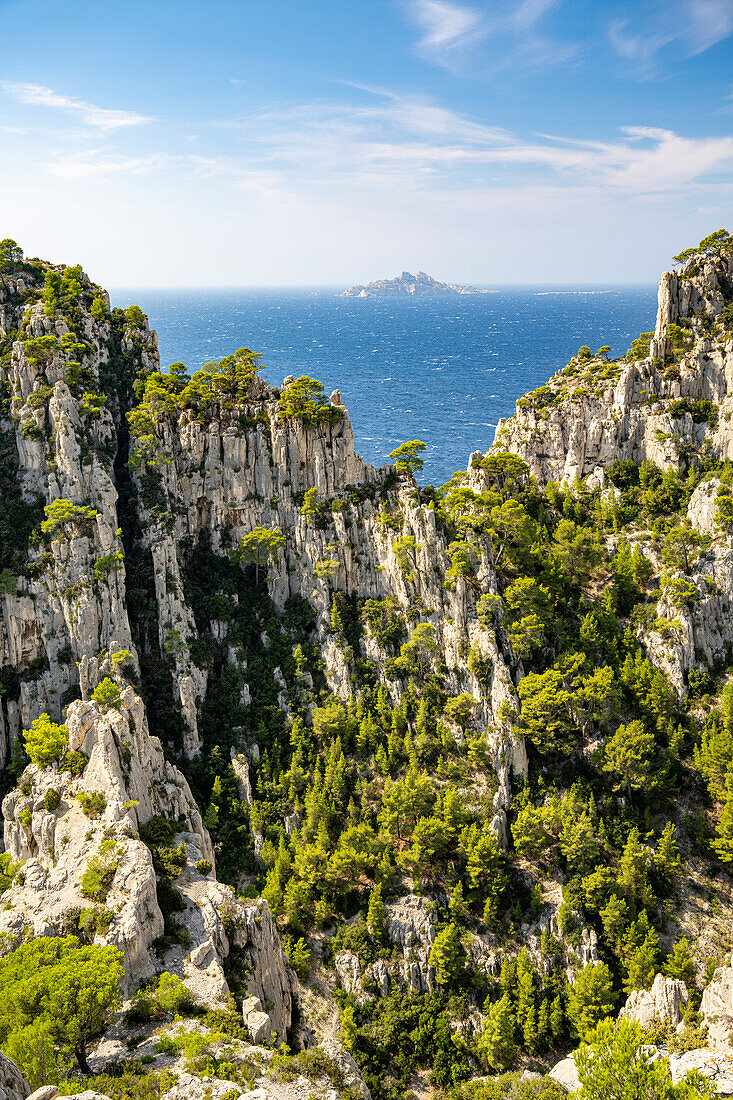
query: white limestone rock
[
  {"left": 548, "top": 1053, "right": 579, "bottom": 1093},
  {"left": 621, "top": 973, "right": 688, "bottom": 1027},
  {"left": 702, "top": 959, "right": 733, "bottom": 1050}
]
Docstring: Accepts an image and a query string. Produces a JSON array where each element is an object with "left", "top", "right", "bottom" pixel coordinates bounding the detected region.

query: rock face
[
  {"left": 469, "top": 246, "right": 733, "bottom": 694},
  {"left": 668, "top": 1050, "right": 733, "bottom": 1094},
  {"left": 385, "top": 894, "right": 436, "bottom": 993},
  {"left": 621, "top": 973, "right": 688, "bottom": 1027},
  {"left": 341, "top": 270, "right": 494, "bottom": 297},
  {"left": 0, "top": 1056, "right": 29, "bottom": 1100},
  {"left": 702, "top": 958, "right": 733, "bottom": 1050},
  {"left": 0, "top": 675, "right": 294, "bottom": 1020},
  {"left": 0, "top": 258, "right": 526, "bottom": 825},
  {"left": 491, "top": 248, "right": 733, "bottom": 486}
]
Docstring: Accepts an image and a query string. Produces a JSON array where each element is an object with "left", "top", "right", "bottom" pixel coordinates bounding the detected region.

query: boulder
[
  {"left": 548, "top": 1053, "right": 579, "bottom": 1093},
  {"left": 319, "top": 1038, "right": 371, "bottom": 1099},
  {"left": 242, "top": 994, "right": 272, "bottom": 1044}
]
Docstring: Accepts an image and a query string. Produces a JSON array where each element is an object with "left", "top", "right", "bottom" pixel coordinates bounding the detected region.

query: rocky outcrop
[
  {"left": 385, "top": 894, "right": 436, "bottom": 993},
  {"left": 702, "top": 958, "right": 733, "bottom": 1051},
  {"left": 0, "top": 272, "right": 154, "bottom": 758},
  {"left": 668, "top": 1050, "right": 733, "bottom": 1094},
  {"left": 335, "top": 949, "right": 391, "bottom": 1005},
  {"left": 125, "top": 361, "right": 525, "bottom": 782},
  {"left": 490, "top": 245, "right": 733, "bottom": 487},
  {"left": 0, "top": 1056, "right": 29, "bottom": 1100},
  {"left": 0, "top": 674, "right": 294, "bottom": 1025},
  {"left": 548, "top": 1052, "right": 580, "bottom": 1092},
  {"left": 621, "top": 973, "right": 688, "bottom": 1027}
]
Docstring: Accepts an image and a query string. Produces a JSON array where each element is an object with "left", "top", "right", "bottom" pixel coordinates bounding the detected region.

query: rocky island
[
  {"left": 341, "top": 269, "right": 494, "bottom": 297},
  {"left": 1, "top": 230, "right": 733, "bottom": 1099}
]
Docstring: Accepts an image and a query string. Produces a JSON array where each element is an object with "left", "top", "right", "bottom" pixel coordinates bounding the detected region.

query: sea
[{"left": 108, "top": 286, "right": 658, "bottom": 487}]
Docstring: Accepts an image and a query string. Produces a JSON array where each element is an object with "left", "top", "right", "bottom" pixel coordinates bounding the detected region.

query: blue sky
[{"left": 1, "top": 0, "right": 732, "bottom": 285}]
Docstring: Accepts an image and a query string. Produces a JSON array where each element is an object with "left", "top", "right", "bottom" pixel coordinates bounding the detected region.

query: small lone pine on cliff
[{"left": 341, "top": 269, "right": 494, "bottom": 297}]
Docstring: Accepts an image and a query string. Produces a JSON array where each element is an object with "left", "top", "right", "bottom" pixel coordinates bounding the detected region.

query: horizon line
[{"left": 106, "top": 280, "right": 659, "bottom": 291}]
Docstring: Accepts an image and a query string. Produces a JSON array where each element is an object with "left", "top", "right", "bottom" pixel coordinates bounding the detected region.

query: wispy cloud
[
  {"left": 609, "top": 0, "right": 733, "bottom": 71},
  {"left": 403, "top": 0, "right": 572, "bottom": 72},
  {"left": 406, "top": 0, "right": 486, "bottom": 65},
  {"left": 2, "top": 82, "right": 154, "bottom": 131},
  {"left": 218, "top": 90, "right": 733, "bottom": 198}
]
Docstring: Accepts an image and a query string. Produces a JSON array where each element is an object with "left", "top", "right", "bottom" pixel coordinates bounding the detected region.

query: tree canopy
[{"left": 0, "top": 937, "right": 123, "bottom": 1079}]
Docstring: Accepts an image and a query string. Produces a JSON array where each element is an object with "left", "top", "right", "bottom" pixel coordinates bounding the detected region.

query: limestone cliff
[
  {"left": 488, "top": 247, "right": 733, "bottom": 485},
  {"left": 475, "top": 242, "right": 733, "bottom": 693},
  {"left": 0, "top": 248, "right": 523, "bottom": 1094},
  {"left": 4, "top": 235, "right": 733, "bottom": 1098}
]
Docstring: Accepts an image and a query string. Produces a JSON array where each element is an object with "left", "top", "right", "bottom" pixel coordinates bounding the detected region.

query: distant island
[{"left": 341, "top": 270, "right": 495, "bottom": 297}]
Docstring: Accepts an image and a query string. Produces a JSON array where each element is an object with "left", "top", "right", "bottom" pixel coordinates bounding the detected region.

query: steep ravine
[{"left": 2, "top": 235, "right": 733, "bottom": 1098}]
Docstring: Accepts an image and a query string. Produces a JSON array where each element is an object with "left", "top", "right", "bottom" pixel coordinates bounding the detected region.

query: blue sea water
[{"left": 109, "top": 286, "right": 658, "bottom": 486}]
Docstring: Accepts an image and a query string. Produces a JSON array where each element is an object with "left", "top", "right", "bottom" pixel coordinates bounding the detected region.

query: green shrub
[
  {"left": 93, "top": 551, "right": 123, "bottom": 581},
  {"left": 40, "top": 499, "right": 98, "bottom": 538},
  {"left": 154, "top": 842, "right": 187, "bottom": 879},
  {"left": 80, "top": 855, "right": 119, "bottom": 903},
  {"left": 77, "top": 790, "right": 107, "bottom": 819},
  {"left": 156, "top": 972, "right": 195, "bottom": 1014},
  {"left": 279, "top": 376, "right": 341, "bottom": 425},
  {"left": 125, "top": 305, "right": 146, "bottom": 327},
  {"left": 59, "top": 750, "right": 88, "bottom": 777},
  {"left": 44, "top": 788, "right": 61, "bottom": 812},
  {"left": 23, "top": 713, "right": 68, "bottom": 767},
  {"left": 195, "top": 859, "right": 212, "bottom": 876},
  {"left": 0, "top": 935, "right": 123, "bottom": 1080},
  {"left": 77, "top": 906, "right": 116, "bottom": 937},
  {"left": 91, "top": 678, "right": 122, "bottom": 713},
  {"left": 0, "top": 853, "right": 20, "bottom": 894}
]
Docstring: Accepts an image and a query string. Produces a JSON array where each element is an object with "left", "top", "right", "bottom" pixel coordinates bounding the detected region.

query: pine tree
[
  {"left": 330, "top": 595, "right": 344, "bottom": 637},
  {"left": 654, "top": 822, "right": 682, "bottom": 879},
  {"left": 567, "top": 962, "right": 617, "bottom": 1040},
  {"left": 357, "top": 713, "right": 375, "bottom": 757},
  {"left": 663, "top": 938, "right": 695, "bottom": 986},
  {"left": 713, "top": 775, "right": 733, "bottom": 862},
  {"left": 340, "top": 1004, "right": 357, "bottom": 1052},
  {"left": 515, "top": 948, "right": 535, "bottom": 1030},
  {"left": 538, "top": 998, "right": 551, "bottom": 1052},
  {"left": 429, "top": 922, "right": 465, "bottom": 987},
  {"left": 366, "top": 884, "right": 386, "bottom": 940},
  {"left": 374, "top": 742, "right": 389, "bottom": 776},
  {"left": 478, "top": 993, "right": 517, "bottom": 1071},
  {"left": 523, "top": 1003, "right": 538, "bottom": 1054},
  {"left": 449, "top": 881, "right": 465, "bottom": 919},
  {"left": 550, "top": 994, "right": 565, "bottom": 1042},
  {"left": 625, "top": 935, "right": 660, "bottom": 994}
]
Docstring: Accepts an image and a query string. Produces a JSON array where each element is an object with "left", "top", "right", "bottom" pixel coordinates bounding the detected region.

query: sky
[{"left": 0, "top": 0, "right": 732, "bottom": 286}]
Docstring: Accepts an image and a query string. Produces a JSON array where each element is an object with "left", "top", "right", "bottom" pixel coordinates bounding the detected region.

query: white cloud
[
  {"left": 2, "top": 82, "right": 154, "bottom": 131},
  {"left": 404, "top": 0, "right": 574, "bottom": 72},
  {"left": 218, "top": 90, "right": 733, "bottom": 198},
  {"left": 609, "top": 0, "right": 733, "bottom": 70},
  {"left": 405, "top": 0, "right": 486, "bottom": 64}
]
